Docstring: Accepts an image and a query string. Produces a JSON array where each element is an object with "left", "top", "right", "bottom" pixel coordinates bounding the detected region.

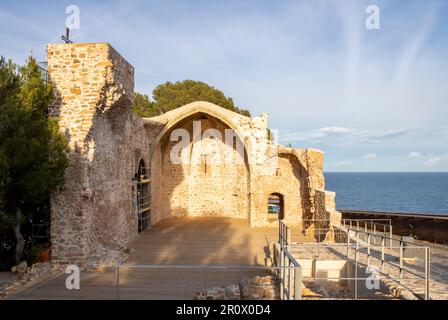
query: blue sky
[{"left": 1, "top": 0, "right": 447, "bottom": 171}]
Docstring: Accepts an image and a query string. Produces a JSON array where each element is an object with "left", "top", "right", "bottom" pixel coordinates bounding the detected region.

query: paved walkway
[
  {"left": 5, "top": 217, "right": 447, "bottom": 300},
  {"left": 6, "top": 217, "right": 284, "bottom": 300}
]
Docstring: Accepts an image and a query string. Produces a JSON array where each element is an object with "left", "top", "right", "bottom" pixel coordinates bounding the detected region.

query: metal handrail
[
  {"left": 115, "top": 264, "right": 302, "bottom": 300},
  {"left": 336, "top": 224, "right": 431, "bottom": 299},
  {"left": 279, "top": 220, "right": 291, "bottom": 246}
]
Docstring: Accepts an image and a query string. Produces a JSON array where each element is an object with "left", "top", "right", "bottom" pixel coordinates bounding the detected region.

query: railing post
[
  {"left": 279, "top": 221, "right": 281, "bottom": 246},
  {"left": 287, "top": 227, "right": 291, "bottom": 246},
  {"left": 399, "top": 240, "right": 404, "bottom": 282},
  {"left": 354, "top": 242, "right": 358, "bottom": 300},
  {"left": 425, "top": 247, "right": 430, "bottom": 300},
  {"left": 280, "top": 248, "right": 285, "bottom": 299},
  {"left": 389, "top": 225, "right": 393, "bottom": 249},
  {"left": 373, "top": 223, "right": 377, "bottom": 245},
  {"left": 346, "top": 231, "right": 350, "bottom": 257},
  {"left": 288, "top": 261, "right": 293, "bottom": 300},
  {"left": 381, "top": 236, "right": 385, "bottom": 273},
  {"left": 115, "top": 265, "right": 120, "bottom": 300},
  {"left": 367, "top": 233, "right": 371, "bottom": 266},
  {"left": 294, "top": 266, "right": 302, "bottom": 300}
]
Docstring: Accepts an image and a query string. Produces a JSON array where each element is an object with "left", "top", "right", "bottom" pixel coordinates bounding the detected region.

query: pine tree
[
  {"left": 133, "top": 80, "right": 251, "bottom": 118},
  {"left": 0, "top": 56, "right": 68, "bottom": 264}
]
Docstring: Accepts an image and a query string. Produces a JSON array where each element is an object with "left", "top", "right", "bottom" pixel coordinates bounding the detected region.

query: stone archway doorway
[
  {"left": 149, "top": 109, "right": 251, "bottom": 223},
  {"left": 268, "top": 193, "right": 284, "bottom": 222}
]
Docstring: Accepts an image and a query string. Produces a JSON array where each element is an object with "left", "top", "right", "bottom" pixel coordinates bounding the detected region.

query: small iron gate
[{"left": 136, "top": 160, "right": 151, "bottom": 233}]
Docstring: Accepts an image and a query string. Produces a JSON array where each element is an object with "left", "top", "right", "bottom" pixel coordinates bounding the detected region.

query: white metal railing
[
  {"left": 276, "top": 220, "right": 303, "bottom": 299},
  {"left": 279, "top": 220, "right": 291, "bottom": 246},
  {"left": 341, "top": 219, "right": 393, "bottom": 244},
  {"left": 283, "top": 218, "right": 430, "bottom": 300},
  {"left": 334, "top": 224, "right": 431, "bottom": 299},
  {"left": 115, "top": 264, "right": 301, "bottom": 300}
]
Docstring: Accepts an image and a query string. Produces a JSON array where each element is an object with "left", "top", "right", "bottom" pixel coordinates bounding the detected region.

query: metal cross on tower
[{"left": 61, "top": 27, "right": 73, "bottom": 44}]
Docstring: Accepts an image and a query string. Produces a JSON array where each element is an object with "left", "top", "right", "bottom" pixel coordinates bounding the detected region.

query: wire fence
[
  {"left": 283, "top": 218, "right": 431, "bottom": 300},
  {"left": 115, "top": 264, "right": 302, "bottom": 300}
]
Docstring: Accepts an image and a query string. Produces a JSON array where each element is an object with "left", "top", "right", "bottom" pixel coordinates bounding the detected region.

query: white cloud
[
  {"left": 424, "top": 156, "right": 441, "bottom": 166},
  {"left": 362, "top": 153, "right": 378, "bottom": 160},
  {"left": 279, "top": 127, "right": 409, "bottom": 146},
  {"left": 335, "top": 1, "right": 362, "bottom": 92},
  {"left": 333, "top": 161, "right": 351, "bottom": 166},
  {"left": 408, "top": 151, "right": 421, "bottom": 158},
  {"left": 394, "top": 5, "right": 436, "bottom": 83}
]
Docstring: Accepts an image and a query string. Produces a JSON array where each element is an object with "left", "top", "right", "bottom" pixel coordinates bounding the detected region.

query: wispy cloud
[
  {"left": 424, "top": 156, "right": 441, "bottom": 166},
  {"left": 408, "top": 151, "right": 421, "bottom": 158},
  {"left": 279, "top": 126, "right": 410, "bottom": 146},
  {"left": 335, "top": 1, "right": 363, "bottom": 93},
  {"left": 394, "top": 4, "right": 437, "bottom": 83},
  {"left": 333, "top": 161, "right": 351, "bottom": 166},
  {"left": 362, "top": 153, "right": 378, "bottom": 160},
  {"left": 0, "top": 0, "right": 447, "bottom": 171}
]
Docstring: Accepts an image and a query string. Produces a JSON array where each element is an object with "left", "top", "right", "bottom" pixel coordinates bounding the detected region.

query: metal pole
[
  {"left": 389, "top": 225, "right": 393, "bottom": 249},
  {"left": 115, "top": 266, "right": 120, "bottom": 300},
  {"left": 381, "top": 236, "right": 385, "bottom": 273},
  {"left": 280, "top": 249, "right": 285, "bottom": 299},
  {"left": 279, "top": 221, "right": 281, "bottom": 246},
  {"left": 294, "top": 266, "right": 302, "bottom": 300},
  {"left": 399, "top": 240, "right": 404, "bottom": 281},
  {"left": 373, "top": 223, "right": 377, "bottom": 246},
  {"left": 346, "top": 231, "right": 350, "bottom": 257},
  {"left": 288, "top": 261, "right": 293, "bottom": 300},
  {"left": 203, "top": 267, "right": 207, "bottom": 292},
  {"left": 367, "top": 233, "right": 371, "bottom": 266},
  {"left": 425, "top": 247, "right": 430, "bottom": 300},
  {"left": 354, "top": 242, "right": 358, "bottom": 300}
]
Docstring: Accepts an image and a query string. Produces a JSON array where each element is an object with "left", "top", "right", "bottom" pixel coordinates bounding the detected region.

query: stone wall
[
  {"left": 47, "top": 43, "right": 150, "bottom": 265},
  {"left": 148, "top": 113, "right": 250, "bottom": 222},
  {"left": 143, "top": 101, "right": 337, "bottom": 228},
  {"left": 47, "top": 42, "right": 340, "bottom": 266},
  {"left": 314, "top": 189, "right": 342, "bottom": 240},
  {"left": 250, "top": 154, "right": 304, "bottom": 227}
]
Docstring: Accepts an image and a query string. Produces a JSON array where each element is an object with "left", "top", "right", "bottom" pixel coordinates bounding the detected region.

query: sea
[{"left": 324, "top": 172, "right": 448, "bottom": 215}]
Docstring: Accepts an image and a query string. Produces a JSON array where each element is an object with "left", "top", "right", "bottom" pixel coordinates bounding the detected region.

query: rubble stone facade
[{"left": 47, "top": 43, "right": 339, "bottom": 265}]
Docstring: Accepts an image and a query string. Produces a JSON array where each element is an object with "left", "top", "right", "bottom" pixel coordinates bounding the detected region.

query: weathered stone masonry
[{"left": 47, "top": 43, "right": 339, "bottom": 265}]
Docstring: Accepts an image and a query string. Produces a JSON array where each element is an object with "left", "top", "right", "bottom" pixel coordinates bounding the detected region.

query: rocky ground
[
  {"left": 196, "top": 275, "right": 280, "bottom": 300},
  {"left": 0, "top": 246, "right": 131, "bottom": 299},
  {"left": 0, "top": 261, "right": 54, "bottom": 298}
]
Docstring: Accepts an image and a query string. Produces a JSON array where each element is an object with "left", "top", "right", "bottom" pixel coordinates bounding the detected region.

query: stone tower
[{"left": 47, "top": 43, "right": 148, "bottom": 264}]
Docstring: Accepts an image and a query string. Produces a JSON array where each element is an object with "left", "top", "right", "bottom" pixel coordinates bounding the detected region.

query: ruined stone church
[{"left": 46, "top": 43, "right": 339, "bottom": 264}]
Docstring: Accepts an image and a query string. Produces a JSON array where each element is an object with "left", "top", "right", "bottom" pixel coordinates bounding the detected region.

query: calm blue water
[{"left": 325, "top": 172, "right": 448, "bottom": 215}]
